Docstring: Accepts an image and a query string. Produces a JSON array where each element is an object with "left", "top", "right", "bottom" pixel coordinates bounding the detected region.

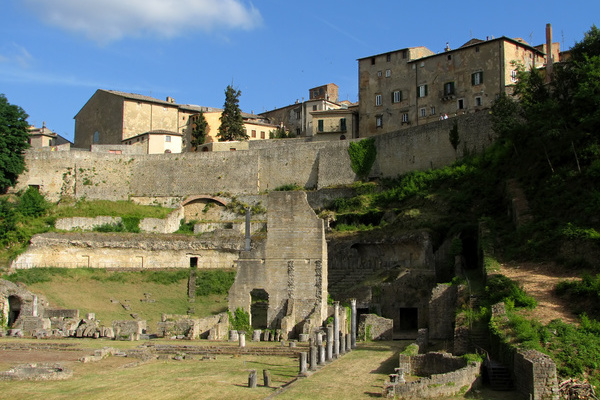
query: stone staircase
[{"left": 486, "top": 359, "right": 514, "bottom": 391}]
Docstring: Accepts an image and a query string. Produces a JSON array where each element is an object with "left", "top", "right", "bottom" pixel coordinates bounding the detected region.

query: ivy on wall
[{"left": 348, "top": 138, "right": 377, "bottom": 179}]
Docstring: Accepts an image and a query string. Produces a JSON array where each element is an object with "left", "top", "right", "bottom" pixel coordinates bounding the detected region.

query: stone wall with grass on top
[{"left": 15, "top": 113, "right": 495, "bottom": 202}]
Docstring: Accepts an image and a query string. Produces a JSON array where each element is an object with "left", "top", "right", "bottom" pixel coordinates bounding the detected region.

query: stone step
[{"left": 487, "top": 360, "right": 514, "bottom": 391}]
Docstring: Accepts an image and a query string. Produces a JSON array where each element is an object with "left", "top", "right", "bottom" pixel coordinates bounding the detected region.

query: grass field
[
  {"left": 6, "top": 269, "right": 229, "bottom": 332},
  {"left": 0, "top": 339, "right": 518, "bottom": 400}
]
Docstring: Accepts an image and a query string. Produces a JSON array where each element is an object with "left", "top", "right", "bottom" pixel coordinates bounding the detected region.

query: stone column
[
  {"left": 239, "top": 331, "right": 246, "bottom": 348},
  {"left": 351, "top": 298, "right": 357, "bottom": 349},
  {"left": 248, "top": 370, "right": 257, "bottom": 388},
  {"left": 326, "top": 325, "right": 333, "bottom": 361},
  {"left": 340, "top": 331, "right": 346, "bottom": 355},
  {"left": 309, "top": 338, "right": 317, "bottom": 371},
  {"left": 252, "top": 330, "right": 261, "bottom": 342},
  {"left": 346, "top": 333, "right": 351, "bottom": 352},
  {"left": 299, "top": 352, "right": 307, "bottom": 375},
  {"left": 263, "top": 369, "right": 271, "bottom": 387},
  {"left": 333, "top": 301, "right": 340, "bottom": 358},
  {"left": 318, "top": 343, "right": 326, "bottom": 365}
]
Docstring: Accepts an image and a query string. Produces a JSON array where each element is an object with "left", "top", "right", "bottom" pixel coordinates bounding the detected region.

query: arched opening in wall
[
  {"left": 250, "top": 289, "right": 269, "bottom": 329},
  {"left": 182, "top": 197, "right": 228, "bottom": 222},
  {"left": 339, "top": 134, "right": 346, "bottom": 140},
  {"left": 8, "top": 295, "right": 22, "bottom": 327},
  {"left": 398, "top": 307, "right": 418, "bottom": 332},
  {"left": 190, "top": 257, "right": 198, "bottom": 268},
  {"left": 461, "top": 229, "right": 479, "bottom": 270}
]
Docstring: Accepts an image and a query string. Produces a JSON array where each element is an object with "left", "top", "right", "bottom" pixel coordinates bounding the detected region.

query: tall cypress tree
[
  {"left": 217, "top": 85, "right": 248, "bottom": 141},
  {"left": 190, "top": 111, "right": 208, "bottom": 150}
]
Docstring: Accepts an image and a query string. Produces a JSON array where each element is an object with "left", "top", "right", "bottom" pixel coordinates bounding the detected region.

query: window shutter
[
  {"left": 424, "top": 85, "right": 428, "bottom": 96},
  {"left": 391, "top": 92, "right": 395, "bottom": 103},
  {"left": 480, "top": 71, "right": 483, "bottom": 84},
  {"left": 399, "top": 91, "right": 403, "bottom": 101},
  {"left": 471, "top": 73, "right": 475, "bottom": 86}
]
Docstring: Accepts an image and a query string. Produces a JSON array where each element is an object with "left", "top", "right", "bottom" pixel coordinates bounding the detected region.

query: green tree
[
  {"left": 18, "top": 186, "right": 49, "bottom": 218},
  {"left": 217, "top": 85, "right": 248, "bottom": 142},
  {"left": 0, "top": 94, "right": 30, "bottom": 192},
  {"left": 190, "top": 111, "right": 208, "bottom": 150}
]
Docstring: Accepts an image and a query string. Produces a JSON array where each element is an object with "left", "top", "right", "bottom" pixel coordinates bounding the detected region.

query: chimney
[
  {"left": 445, "top": 42, "right": 450, "bottom": 52},
  {"left": 166, "top": 96, "right": 175, "bottom": 103},
  {"left": 546, "top": 23, "right": 553, "bottom": 81}
]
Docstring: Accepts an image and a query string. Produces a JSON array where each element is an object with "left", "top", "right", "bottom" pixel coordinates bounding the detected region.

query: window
[
  {"left": 392, "top": 90, "right": 402, "bottom": 103},
  {"left": 511, "top": 70, "right": 518, "bottom": 82},
  {"left": 457, "top": 99, "right": 465, "bottom": 109},
  {"left": 165, "top": 136, "right": 171, "bottom": 142},
  {"left": 475, "top": 46, "right": 480, "bottom": 53},
  {"left": 296, "top": 128, "right": 301, "bottom": 136},
  {"left": 447, "top": 54, "right": 452, "bottom": 61},
  {"left": 251, "top": 130, "right": 256, "bottom": 138},
  {"left": 386, "top": 53, "right": 391, "bottom": 62},
  {"left": 375, "top": 115, "right": 383, "bottom": 128},
  {"left": 420, "top": 108, "right": 427, "bottom": 117},
  {"left": 385, "top": 69, "right": 391, "bottom": 77},
  {"left": 260, "top": 131, "right": 265, "bottom": 139},
  {"left": 313, "top": 105, "right": 317, "bottom": 111},
  {"left": 377, "top": 71, "right": 382, "bottom": 77},
  {"left": 317, "top": 120, "right": 324, "bottom": 132},
  {"left": 93, "top": 131, "right": 100, "bottom": 143},
  {"left": 431, "top": 106, "right": 436, "bottom": 115},
  {"left": 371, "top": 57, "right": 375, "bottom": 65},
  {"left": 444, "top": 82, "right": 455, "bottom": 96},
  {"left": 402, "top": 113, "right": 409, "bottom": 123},
  {"left": 475, "top": 96, "right": 482, "bottom": 106},
  {"left": 417, "top": 85, "right": 428, "bottom": 98},
  {"left": 472, "top": 71, "right": 483, "bottom": 85},
  {"left": 402, "top": 50, "right": 408, "bottom": 59},
  {"left": 375, "top": 94, "right": 382, "bottom": 106},
  {"left": 294, "top": 110, "right": 301, "bottom": 119},
  {"left": 340, "top": 118, "right": 347, "bottom": 132}
]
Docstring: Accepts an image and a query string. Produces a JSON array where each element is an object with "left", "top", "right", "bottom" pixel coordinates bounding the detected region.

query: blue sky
[{"left": 1, "top": 0, "right": 598, "bottom": 142}]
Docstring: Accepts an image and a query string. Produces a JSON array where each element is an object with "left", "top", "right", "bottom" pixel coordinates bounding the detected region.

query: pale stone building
[
  {"left": 358, "top": 32, "right": 556, "bottom": 137},
  {"left": 28, "top": 123, "right": 71, "bottom": 148},
  {"left": 74, "top": 89, "right": 275, "bottom": 152},
  {"left": 260, "top": 84, "right": 349, "bottom": 138}
]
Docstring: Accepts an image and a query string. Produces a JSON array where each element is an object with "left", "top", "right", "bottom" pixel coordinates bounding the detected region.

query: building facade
[
  {"left": 358, "top": 36, "right": 552, "bottom": 137},
  {"left": 260, "top": 84, "right": 347, "bottom": 138},
  {"left": 74, "top": 90, "right": 275, "bottom": 152}
]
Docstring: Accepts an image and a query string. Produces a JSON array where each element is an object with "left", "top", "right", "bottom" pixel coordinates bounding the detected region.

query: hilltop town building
[
  {"left": 28, "top": 123, "right": 71, "bottom": 148},
  {"left": 358, "top": 27, "right": 560, "bottom": 137},
  {"left": 74, "top": 89, "right": 276, "bottom": 153},
  {"left": 261, "top": 84, "right": 358, "bottom": 140}
]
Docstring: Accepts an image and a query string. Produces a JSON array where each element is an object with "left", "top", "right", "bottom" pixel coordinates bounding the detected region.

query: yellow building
[
  {"left": 358, "top": 33, "right": 555, "bottom": 137},
  {"left": 74, "top": 90, "right": 275, "bottom": 152}
]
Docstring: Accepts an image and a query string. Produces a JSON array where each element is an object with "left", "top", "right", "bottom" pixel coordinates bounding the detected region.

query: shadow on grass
[{"left": 369, "top": 350, "right": 400, "bottom": 374}]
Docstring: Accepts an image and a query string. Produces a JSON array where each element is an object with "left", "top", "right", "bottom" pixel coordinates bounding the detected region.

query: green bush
[
  {"left": 93, "top": 222, "right": 125, "bottom": 232},
  {"left": 17, "top": 187, "right": 49, "bottom": 218},
  {"left": 485, "top": 275, "right": 537, "bottom": 309},
  {"left": 5, "top": 267, "right": 69, "bottom": 285},
  {"left": 195, "top": 269, "right": 236, "bottom": 296},
  {"left": 122, "top": 216, "right": 140, "bottom": 233},
  {"left": 348, "top": 138, "right": 376, "bottom": 178},
  {"left": 176, "top": 219, "right": 197, "bottom": 234},
  {"left": 228, "top": 307, "right": 251, "bottom": 333}
]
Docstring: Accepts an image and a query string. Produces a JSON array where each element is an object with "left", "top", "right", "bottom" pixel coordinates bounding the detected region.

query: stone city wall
[{"left": 15, "top": 113, "right": 494, "bottom": 202}]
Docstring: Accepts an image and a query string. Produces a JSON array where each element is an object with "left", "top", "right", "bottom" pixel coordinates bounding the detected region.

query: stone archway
[
  {"left": 250, "top": 289, "right": 269, "bottom": 329},
  {"left": 181, "top": 195, "right": 230, "bottom": 222},
  {"left": 8, "top": 295, "right": 22, "bottom": 327}
]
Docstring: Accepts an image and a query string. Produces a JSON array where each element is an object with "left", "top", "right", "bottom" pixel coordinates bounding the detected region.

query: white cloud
[
  {"left": 0, "top": 43, "right": 33, "bottom": 68},
  {"left": 23, "top": 0, "right": 262, "bottom": 43}
]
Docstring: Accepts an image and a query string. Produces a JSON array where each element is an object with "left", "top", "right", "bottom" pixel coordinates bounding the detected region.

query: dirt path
[{"left": 499, "top": 262, "right": 580, "bottom": 325}]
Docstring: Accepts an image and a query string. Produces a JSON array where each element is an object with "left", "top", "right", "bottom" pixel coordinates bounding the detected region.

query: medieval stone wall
[{"left": 15, "top": 113, "right": 494, "bottom": 202}]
